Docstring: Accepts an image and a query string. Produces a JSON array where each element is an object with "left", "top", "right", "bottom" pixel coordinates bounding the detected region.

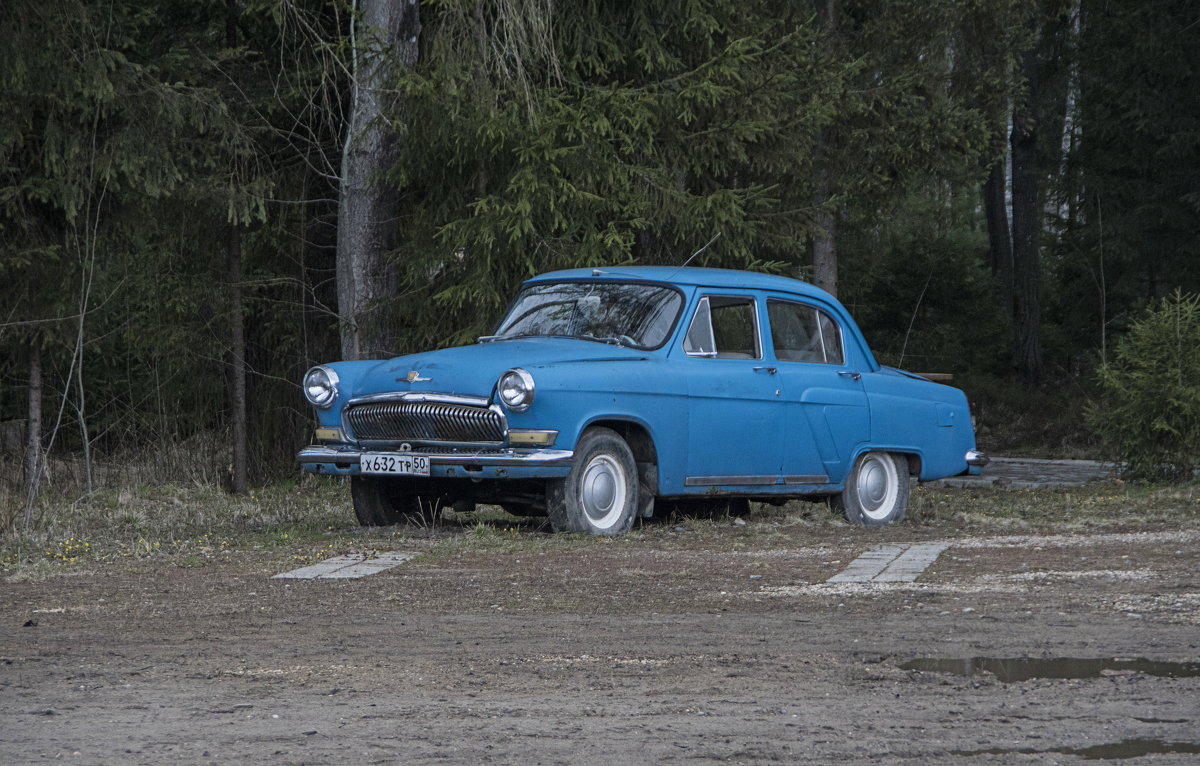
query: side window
[
  {"left": 684, "top": 297, "right": 716, "bottom": 355},
  {"left": 768, "top": 300, "right": 844, "bottom": 364},
  {"left": 817, "top": 310, "right": 844, "bottom": 365},
  {"left": 684, "top": 296, "right": 761, "bottom": 359}
]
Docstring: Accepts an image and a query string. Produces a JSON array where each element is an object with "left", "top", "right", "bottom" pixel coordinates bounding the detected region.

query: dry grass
[
  {"left": 1, "top": 474, "right": 353, "bottom": 579},
  {"left": 3, "top": 475, "right": 1197, "bottom": 581},
  {"left": 906, "top": 481, "right": 1200, "bottom": 531}
]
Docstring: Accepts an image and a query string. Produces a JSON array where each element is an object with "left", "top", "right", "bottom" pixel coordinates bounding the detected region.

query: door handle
[
  {"left": 752, "top": 366, "right": 778, "bottom": 375},
  {"left": 837, "top": 370, "right": 862, "bottom": 381}
]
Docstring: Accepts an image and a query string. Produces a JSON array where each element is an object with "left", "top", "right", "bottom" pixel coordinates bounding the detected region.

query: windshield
[{"left": 490, "top": 281, "right": 683, "bottom": 349}]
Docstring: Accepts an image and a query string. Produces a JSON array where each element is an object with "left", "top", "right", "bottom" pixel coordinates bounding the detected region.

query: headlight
[
  {"left": 303, "top": 365, "right": 339, "bottom": 408},
  {"left": 497, "top": 368, "right": 535, "bottom": 412}
]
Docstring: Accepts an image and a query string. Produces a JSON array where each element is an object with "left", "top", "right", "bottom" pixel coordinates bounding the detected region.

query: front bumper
[{"left": 298, "top": 444, "right": 574, "bottom": 480}]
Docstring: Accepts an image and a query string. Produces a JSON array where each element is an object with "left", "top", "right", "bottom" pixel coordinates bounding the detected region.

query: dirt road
[{"left": 3, "top": 520, "right": 1199, "bottom": 764}]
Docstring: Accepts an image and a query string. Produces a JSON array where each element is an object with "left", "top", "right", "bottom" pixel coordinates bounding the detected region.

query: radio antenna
[{"left": 669, "top": 232, "right": 722, "bottom": 278}]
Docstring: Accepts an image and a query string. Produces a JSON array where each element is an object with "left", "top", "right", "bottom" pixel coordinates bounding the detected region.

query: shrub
[{"left": 1089, "top": 290, "right": 1200, "bottom": 481}]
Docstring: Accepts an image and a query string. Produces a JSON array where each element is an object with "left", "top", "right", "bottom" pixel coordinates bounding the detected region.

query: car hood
[{"left": 344, "top": 337, "right": 649, "bottom": 400}]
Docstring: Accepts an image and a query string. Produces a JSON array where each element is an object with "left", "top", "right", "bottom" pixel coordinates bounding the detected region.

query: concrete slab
[
  {"left": 827, "top": 542, "right": 950, "bottom": 584},
  {"left": 272, "top": 552, "right": 416, "bottom": 580}
]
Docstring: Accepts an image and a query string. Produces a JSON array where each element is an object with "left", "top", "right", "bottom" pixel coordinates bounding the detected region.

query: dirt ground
[{"left": 3, "top": 519, "right": 1199, "bottom": 765}]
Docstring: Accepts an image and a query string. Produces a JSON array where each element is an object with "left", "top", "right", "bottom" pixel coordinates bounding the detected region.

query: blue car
[{"left": 299, "top": 267, "right": 987, "bottom": 534}]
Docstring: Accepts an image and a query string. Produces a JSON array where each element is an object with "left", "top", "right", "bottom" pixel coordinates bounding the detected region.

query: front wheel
[
  {"left": 830, "top": 452, "right": 909, "bottom": 526},
  {"left": 350, "top": 476, "right": 440, "bottom": 527},
  {"left": 546, "top": 427, "right": 639, "bottom": 535}
]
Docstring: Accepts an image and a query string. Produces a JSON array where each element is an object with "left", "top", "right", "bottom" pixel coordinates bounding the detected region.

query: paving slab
[
  {"left": 827, "top": 542, "right": 951, "bottom": 583},
  {"left": 272, "top": 551, "right": 416, "bottom": 579}
]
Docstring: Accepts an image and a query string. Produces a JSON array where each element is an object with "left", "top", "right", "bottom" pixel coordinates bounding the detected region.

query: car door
[
  {"left": 766, "top": 298, "right": 870, "bottom": 485},
  {"left": 680, "top": 294, "right": 784, "bottom": 489}
]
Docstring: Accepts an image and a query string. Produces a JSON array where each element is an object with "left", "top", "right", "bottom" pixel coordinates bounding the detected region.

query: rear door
[{"left": 766, "top": 297, "right": 870, "bottom": 486}]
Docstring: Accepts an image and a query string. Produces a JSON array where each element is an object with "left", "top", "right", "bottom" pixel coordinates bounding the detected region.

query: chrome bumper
[
  {"left": 965, "top": 450, "right": 990, "bottom": 468},
  {"left": 298, "top": 444, "right": 574, "bottom": 470}
]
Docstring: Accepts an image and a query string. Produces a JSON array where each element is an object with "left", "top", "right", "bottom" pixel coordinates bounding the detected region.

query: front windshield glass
[{"left": 491, "top": 281, "right": 683, "bottom": 349}]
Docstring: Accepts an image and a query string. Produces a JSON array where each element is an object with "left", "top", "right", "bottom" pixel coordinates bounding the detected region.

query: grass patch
[
  {"left": 906, "top": 480, "right": 1200, "bottom": 531},
  {"left": 3, "top": 477, "right": 1196, "bottom": 579},
  {"left": 1, "top": 476, "right": 359, "bottom": 579}
]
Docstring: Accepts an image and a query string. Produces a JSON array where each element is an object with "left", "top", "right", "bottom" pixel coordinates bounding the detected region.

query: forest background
[{"left": 2, "top": 0, "right": 1197, "bottom": 522}]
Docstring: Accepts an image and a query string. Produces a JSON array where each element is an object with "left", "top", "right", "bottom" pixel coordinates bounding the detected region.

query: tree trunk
[
  {"left": 983, "top": 153, "right": 1013, "bottom": 290},
  {"left": 811, "top": 0, "right": 839, "bottom": 297},
  {"left": 226, "top": 0, "right": 248, "bottom": 494},
  {"left": 227, "top": 223, "right": 248, "bottom": 495},
  {"left": 24, "top": 344, "right": 44, "bottom": 527},
  {"left": 337, "top": 0, "right": 421, "bottom": 360},
  {"left": 812, "top": 202, "right": 838, "bottom": 297},
  {"left": 1010, "top": 39, "right": 1044, "bottom": 383}
]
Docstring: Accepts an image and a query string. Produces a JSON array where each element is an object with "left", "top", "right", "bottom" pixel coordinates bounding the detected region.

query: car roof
[{"left": 526, "top": 266, "right": 836, "bottom": 302}]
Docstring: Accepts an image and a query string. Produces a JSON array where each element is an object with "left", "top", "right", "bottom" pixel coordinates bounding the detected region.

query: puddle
[
  {"left": 951, "top": 739, "right": 1200, "bottom": 760},
  {"left": 898, "top": 656, "right": 1200, "bottom": 683}
]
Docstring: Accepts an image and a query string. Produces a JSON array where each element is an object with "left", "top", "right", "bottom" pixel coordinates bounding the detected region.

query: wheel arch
[
  {"left": 580, "top": 417, "right": 660, "bottom": 497},
  {"left": 850, "top": 444, "right": 923, "bottom": 478}
]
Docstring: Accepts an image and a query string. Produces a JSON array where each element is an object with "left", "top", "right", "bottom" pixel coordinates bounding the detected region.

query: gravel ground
[{"left": 3, "top": 517, "right": 1198, "bottom": 765}]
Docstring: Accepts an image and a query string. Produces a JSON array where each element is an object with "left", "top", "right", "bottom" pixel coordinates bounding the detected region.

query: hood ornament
[{"left": 403, "top": 371, "right": 431, "bottom": 383}]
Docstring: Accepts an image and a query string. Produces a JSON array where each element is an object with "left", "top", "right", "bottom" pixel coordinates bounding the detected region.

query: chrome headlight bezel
[
  {"left": 497, "top": 368, "right": 535, "bottom": 412},
  {"left": 303, "top": 365, "right": 340, "bottom": 409}
]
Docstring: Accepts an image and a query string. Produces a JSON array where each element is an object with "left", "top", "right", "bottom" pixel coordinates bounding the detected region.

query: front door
[{"left": 681, "top": 295, "right": 784, "bottom": 489}]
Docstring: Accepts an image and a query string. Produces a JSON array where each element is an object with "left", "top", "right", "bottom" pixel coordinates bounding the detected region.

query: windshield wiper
[
  {"left": 480, "top": 333, "right": 636, "bottom": 347},
  {"left": 478, "top": 333, "right": 541, "bottom": 343},
  {"left": 478, "top": 333, "right": 581, "bottom": 343},
  {"left": 578, "top": 334, "right": 639, "bottom": 348}
]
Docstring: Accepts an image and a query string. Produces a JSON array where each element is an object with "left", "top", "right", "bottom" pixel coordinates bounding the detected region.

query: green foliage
[
  {"left": 840, "top": 189, "right": 1010, "bottom": 375},
  {"left": 375, "top": 0, "right": 1022, "bottom": 351},
  {"left": 1047, "top": 0, "right": 1200, "bottom": 366},
  {"left": 3, "top": 0, "right": 1197, "bottom": 498},
  {"left": 0, "top": 0, "right": 343, "bottom": 483},
  {"left": 1089, "top": 291, "right": 1200, "bottom": 482}
]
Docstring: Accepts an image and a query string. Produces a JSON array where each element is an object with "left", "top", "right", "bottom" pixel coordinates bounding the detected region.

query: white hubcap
[
  {"left": 580, "top": 454, "right": 627, "bottom": 530},
  {"left": 856, "top": 453, "right": 898, "bottom": 521}
]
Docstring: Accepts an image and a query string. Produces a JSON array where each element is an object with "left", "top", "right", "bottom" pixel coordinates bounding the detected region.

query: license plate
[{"left": 360, "top": 452, "right": 430, "bottom": 477}]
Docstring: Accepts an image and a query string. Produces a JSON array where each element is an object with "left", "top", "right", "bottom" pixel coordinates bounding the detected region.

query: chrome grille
[{"left": 347, "top": 401, "right": 505, "bottom": 444}]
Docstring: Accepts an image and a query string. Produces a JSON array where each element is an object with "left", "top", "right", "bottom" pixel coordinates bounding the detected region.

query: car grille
[{"left": 347, "top": 401, "right": 505, "bottom": 444}]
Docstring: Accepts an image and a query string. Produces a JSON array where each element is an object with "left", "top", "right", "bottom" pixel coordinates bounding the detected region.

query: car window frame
[
  {"left": 766, "top": 298, "right": 846, "bottom": 365},
  {"left": 489, "top": 278, "right": 687, "bottom": 351},
  {"left": 683, "top": 293, "right": 763, "bottom": 360}
]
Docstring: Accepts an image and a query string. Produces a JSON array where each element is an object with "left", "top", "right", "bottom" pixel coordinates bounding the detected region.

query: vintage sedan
[{"left": 298, "top": 267, "right": 987, "bottom": 534}]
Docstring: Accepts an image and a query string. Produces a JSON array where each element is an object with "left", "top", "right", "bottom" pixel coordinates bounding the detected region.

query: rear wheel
[
  {"left": 546, "top": 427, "right": 639, "bottom": 535},
  {"left": 830, "top": 452, "right": 909, "bottom": 526},
  {"left": 351, "top": 476, "right": 440, "bottom": 527}
]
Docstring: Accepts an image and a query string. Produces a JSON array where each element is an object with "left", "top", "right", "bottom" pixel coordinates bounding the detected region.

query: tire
[
  {"left": 546, "top": 427, "right": 639, "bottom": 535},
  {"left": 351, "top": 476, "right": 440, "bottom": 527},
  {"left": 830, "top": 452, "right": 909, "bottom": 526}
]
